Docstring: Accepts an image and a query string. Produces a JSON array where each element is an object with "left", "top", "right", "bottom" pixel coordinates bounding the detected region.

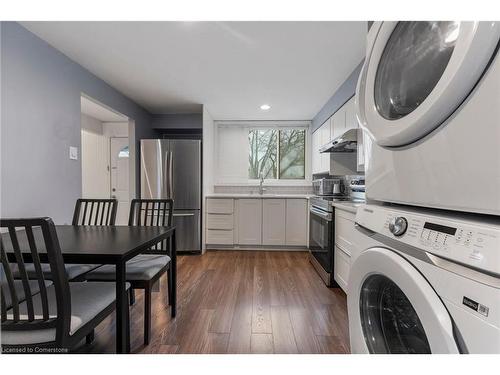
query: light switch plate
[{"left": 69, "top": 146, "right": 78, "bottom": 160}]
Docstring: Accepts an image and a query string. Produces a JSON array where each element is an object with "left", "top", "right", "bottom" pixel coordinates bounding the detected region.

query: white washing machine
[
  {"left": 356, "top": 21, "right": 500, "bottom": 215},
  {"left": 348, "top": 204, "right": 500, "bottom": 353}
]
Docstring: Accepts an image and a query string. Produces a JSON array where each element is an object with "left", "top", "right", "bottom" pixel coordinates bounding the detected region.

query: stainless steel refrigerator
[{"left": 140, "top": 139, "right": 201, "bottom": 252}]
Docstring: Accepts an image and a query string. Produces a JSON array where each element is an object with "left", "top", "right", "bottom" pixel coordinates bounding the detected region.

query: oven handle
[{"left": 310, "top": 207, "right": 333, "bottom": 221}]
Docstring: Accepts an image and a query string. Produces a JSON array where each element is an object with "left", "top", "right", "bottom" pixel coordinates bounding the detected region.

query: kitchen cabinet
[
  {"left": 319, "top": 119, "right": 331, "bottom": 173},
  {"left": 312, "top": 129, "right": 322, "bottom": 174},
  {"left": 334, "top": 208, "right": 358, "bottom": 293},
  {"left": 262, "top": 199, "right": 286, "bottom": 245},
  {"left": 285, "top": 199, "right": 308, "bottom": 246},
  {"left": 331, "top": 105, "right": 346, "bottom": 140},
  {"left": 236, "top": 199, "right": 263, "bottom": 245},
  {"left": 344, "top": 96, "right": 358, "bottom": 132},
  {"left": 206, "top": 198, "right": 234, "bottom": 246},
  {"left": 206, "top": 197, "right": 308, "bottom": 248}
]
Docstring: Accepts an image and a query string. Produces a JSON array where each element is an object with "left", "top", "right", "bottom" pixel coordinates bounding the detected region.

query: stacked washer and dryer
[{"left": 348, "top": 21, "right": 500, "bottom": 353}]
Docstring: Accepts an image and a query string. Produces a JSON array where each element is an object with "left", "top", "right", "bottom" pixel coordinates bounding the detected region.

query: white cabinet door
[
  {"left": 334, "top": 245, "right": 350, "bottom": 293},
  {"left": 320, "top": 120, "right": 331, "bottom": 173},
  {"left": 312, "top": 129, "right": 321, "bottom": 174},
  {"left": 332, "top": 106, "right": 346, "bottom": 139},
  {"left": 344, "top": 96, "right": 359, "bottom": 131},
  {"left": 285, "top": 199, "right": 308, "bottom": 246},
  {"left": 236, "top": 199, "right": 262, "bottom": 245},
  {"left": 262, "top": 199, "right": 286, "bottom": 245}
]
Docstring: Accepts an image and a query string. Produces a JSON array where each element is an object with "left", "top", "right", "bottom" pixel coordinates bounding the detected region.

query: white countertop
[
  {"left": 205, "top": 193, "right": 313, "bottom": 199},
  {"left": 332, "top": 201, "right": 364, "bottom": 214}
]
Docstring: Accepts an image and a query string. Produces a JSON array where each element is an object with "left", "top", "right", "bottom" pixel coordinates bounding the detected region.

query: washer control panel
[{"left": 356, "top": 204, "right": 500, "bottom": 276}]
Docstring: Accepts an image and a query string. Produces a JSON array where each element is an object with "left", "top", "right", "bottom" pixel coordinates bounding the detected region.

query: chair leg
[
  {"left": 129, "top": 289, "right": 136, "bottom": 305},
  {"left": 144, "top": 285, "right": 152, "bottom": 346},
  {"left": 166, "top": 269, "right": 171, "bottom": 307},
  {"left": 125, "top": 296, "right": 131, "bottom": 353},
  {"left": 86, "top": 330, "right": 95, "bottom": 345}
]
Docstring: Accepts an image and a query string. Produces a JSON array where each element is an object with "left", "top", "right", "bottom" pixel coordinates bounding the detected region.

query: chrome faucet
[{"left": 259, "top": 174, "right": 266, "bottom": 195}]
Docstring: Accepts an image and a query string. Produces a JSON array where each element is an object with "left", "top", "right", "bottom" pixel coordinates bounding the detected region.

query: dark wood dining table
[{"left": 2, "top": 225, "right": 176, "bottom": 354}]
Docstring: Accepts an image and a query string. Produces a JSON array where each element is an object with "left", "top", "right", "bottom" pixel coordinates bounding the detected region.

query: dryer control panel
[{"left": 356, "top": 204, "right": 500, "bottom": 276}]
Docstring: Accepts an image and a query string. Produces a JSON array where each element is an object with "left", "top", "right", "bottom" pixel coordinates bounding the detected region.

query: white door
[
  {"left": 348, "top": 247, "right": 459, "bottom": 354},
  {"left": 357, "top": 21, "right": 500, "bottom": 147},
  {"left": 236, "top": 199, "right": 262, "bottom": 245},
  {"left": 262, "top": 199, "right": 286, "bottom": 245},
  {"left": 110, "top": 137, "right": 130, "bottom": 225}
]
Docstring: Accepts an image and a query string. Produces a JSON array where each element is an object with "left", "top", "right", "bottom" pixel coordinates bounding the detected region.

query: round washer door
[
  {"left": 347, "top": 247, "right": 459, "bottom": 354},
  {"left": 356, "top": 21, "right": 500, "bottom": 147}
]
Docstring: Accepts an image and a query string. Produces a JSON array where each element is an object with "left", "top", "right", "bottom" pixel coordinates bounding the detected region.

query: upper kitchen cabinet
[
  {"left": 312, "top": 129, "right": 322, "bottom": 174},
  {"left": 320, "top": 119, "right": 331, "bottom": 173},
  {"left": 331, "top": 105, "right": 346, "bottom": 140},
  {"left": 344, "top": 96, "right": 359, "bottom": 132}
]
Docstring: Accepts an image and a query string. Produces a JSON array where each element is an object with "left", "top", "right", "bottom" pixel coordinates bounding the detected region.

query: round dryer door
[
  {"left": 348, "top": 247, "right": 460, "bottom": 354},
  {"left": 356, "top": 21, "right": 500, "bottom": 147}
]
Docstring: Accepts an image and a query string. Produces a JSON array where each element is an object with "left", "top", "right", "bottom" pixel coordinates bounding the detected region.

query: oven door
[{"left": 309, "top": 206, "right": 334, "bottom": 273}]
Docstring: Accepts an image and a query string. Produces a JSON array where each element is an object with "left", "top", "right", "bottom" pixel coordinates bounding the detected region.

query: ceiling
[
  {"left": 81, "top": 96, "right": 128, "bottom": 122},
  {"left": 22, "top": 21, "right": 367, "bottom": 120}
]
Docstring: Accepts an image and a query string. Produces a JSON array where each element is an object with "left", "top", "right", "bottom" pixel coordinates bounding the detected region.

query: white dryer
[
  {"left": 356, "top": 21, "right": 500, "bottom": 215},
  {"left": 348, "top": 204, "right": 500, "bottom": 353}
]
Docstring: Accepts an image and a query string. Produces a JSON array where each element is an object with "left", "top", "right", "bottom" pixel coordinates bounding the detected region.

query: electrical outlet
[{"left": 69, "top": 146, "right": 78, "bottom": 160}]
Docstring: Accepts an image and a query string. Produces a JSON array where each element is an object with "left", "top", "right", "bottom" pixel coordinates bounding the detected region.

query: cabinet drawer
[
  {"left": 206, "top": 229, "right": 234, "bottom": 245},
  {"left": 335, "top": 213, "right": 357, "bottom": 256},
  {"left": 334, "top": 245, "right": 351, "bottom": 293},
  {"left": 206, "top": 213, "right": 233, "bottom": 230},
  {"left": 206, "top": 198, "right": 234, "bottom": 214}
]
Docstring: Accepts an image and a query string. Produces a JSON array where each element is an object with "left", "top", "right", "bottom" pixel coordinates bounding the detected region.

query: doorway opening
[{"left": 80, "top": 94, "right": 136, "bottom": 225}]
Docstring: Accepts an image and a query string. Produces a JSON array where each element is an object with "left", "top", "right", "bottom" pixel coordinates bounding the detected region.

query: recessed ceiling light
[{"left": 260, "top": 104, "right": 271, "bottom": 111}]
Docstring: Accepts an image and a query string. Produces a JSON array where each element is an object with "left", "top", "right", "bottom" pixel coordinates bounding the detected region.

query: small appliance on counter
[
  {"left": 309, "top": 176, "right": 365, "bottom": 287},
  {"left": 312, "top": 178, "right": 344, "bottom": 196}
]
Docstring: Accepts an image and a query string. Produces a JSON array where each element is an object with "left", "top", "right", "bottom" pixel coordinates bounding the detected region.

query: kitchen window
[
  {"left": 215, "top": 121, "right": 310, "bottom": 184},
  {"left": 248, "top": 129, "right": 306, "bottom": 180}
]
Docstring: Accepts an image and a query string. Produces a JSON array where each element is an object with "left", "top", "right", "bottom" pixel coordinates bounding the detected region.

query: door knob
[{"left": 112, "top": 188, "right": 116, "bottom": 192}]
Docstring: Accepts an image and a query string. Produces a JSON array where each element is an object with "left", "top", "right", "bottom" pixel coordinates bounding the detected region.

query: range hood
[{"left": 319, "top": 128, "right": 358, "bottom": 153}]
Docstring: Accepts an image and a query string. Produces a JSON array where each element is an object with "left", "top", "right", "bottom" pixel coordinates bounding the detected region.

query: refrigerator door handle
[
  {"left": 163, "top": 149, "right": 170, "bottom": 199},
  {"left": 169, "top": 151, "right": 174, "bottom": 200}
]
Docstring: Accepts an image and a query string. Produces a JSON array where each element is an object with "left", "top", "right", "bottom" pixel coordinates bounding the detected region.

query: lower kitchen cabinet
[
  {"left": 285, "top": 199, "right": 308, "bottom": 246},
  {"left": 333, "top": 208, "right": 358, "bottom": 293},
  {"left": 262, "top": 199, "right": 286, "bottom": 245},
  {"left": 206, "top": 197, "right": 308, "bottom": 248},
  {"left": 236, "top": 199, "right": 263, "bottom": 245}
]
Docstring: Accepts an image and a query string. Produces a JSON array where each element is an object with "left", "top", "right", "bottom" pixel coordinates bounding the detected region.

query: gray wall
[
  {"left": 1, "top": 22, "right": 155, "bottom": 223},
  {"left": 311, "top": 60, "right": 364, "bottom": 132},
  {"left": 152, "top": 113, "right": 203, "bottom": 129}
]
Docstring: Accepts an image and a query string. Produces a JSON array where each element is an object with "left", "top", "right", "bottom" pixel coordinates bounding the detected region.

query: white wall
[
  {"left": 81, "top": 114, "right": 109, "bottom": 198},
  {"left": 202, "top": 106, "right": 215, "bottom": 253},
  {"left": 214, "top": 121, "right": 312, "bottom": 186},
  {"left": 202, "top": 107, "right": 215, "bottom": 195}
]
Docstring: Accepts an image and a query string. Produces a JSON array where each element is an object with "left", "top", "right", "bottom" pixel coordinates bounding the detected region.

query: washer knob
[{"left": 389, "top": 217, "right": 408, "bottom": 236}]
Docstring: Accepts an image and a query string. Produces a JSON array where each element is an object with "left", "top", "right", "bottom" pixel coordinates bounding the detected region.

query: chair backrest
[
  {"left": 128, "top": 199, "right": 173, "bottom": 252},
  {"left": 1, "top": 218, "right": 71, "bottom": 345},
  {"left": 72, "top": 198, "right": 118, "bottom": 226}
]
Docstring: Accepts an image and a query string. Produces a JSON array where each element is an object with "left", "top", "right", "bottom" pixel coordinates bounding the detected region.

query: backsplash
[{"left": 214, "top": 185, "right": 313, "bottom": 195}]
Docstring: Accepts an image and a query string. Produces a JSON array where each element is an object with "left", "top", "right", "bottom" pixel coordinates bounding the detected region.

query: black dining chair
[
  {"left": 11, "top": 198, "right": 118, "bottom": 282},
  {"left": 1, "top": 217, "right": 130, "bottom": 352},
  {"left": 85, "top": 199, "right": 174, "bottom": 345}
]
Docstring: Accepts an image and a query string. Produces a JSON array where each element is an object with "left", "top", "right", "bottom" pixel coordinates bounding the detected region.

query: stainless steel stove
[{"left": 309, "top": 177, "right": 365, "bottom": 287}]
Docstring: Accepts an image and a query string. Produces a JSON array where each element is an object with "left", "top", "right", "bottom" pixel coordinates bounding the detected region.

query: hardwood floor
[{"left": 83, "top": 250, "right": 350, "bottom": 354}]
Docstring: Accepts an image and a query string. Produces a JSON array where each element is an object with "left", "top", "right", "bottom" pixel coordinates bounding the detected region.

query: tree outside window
[{"left": 248, "top": 129, "right": 305, "bottom": 180}]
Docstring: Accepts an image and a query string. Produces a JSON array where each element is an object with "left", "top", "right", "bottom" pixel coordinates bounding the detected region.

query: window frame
[
  {"left": 215, "top": 121, "right": 312, "bottom": 186},
  {"left": 248, "top": 128, "right": 306, "bottom": 180}
]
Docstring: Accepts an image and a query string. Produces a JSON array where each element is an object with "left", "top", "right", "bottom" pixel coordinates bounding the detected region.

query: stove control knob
[{"left": 389, "top": 217, "right": 408, "bottom": 236}]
